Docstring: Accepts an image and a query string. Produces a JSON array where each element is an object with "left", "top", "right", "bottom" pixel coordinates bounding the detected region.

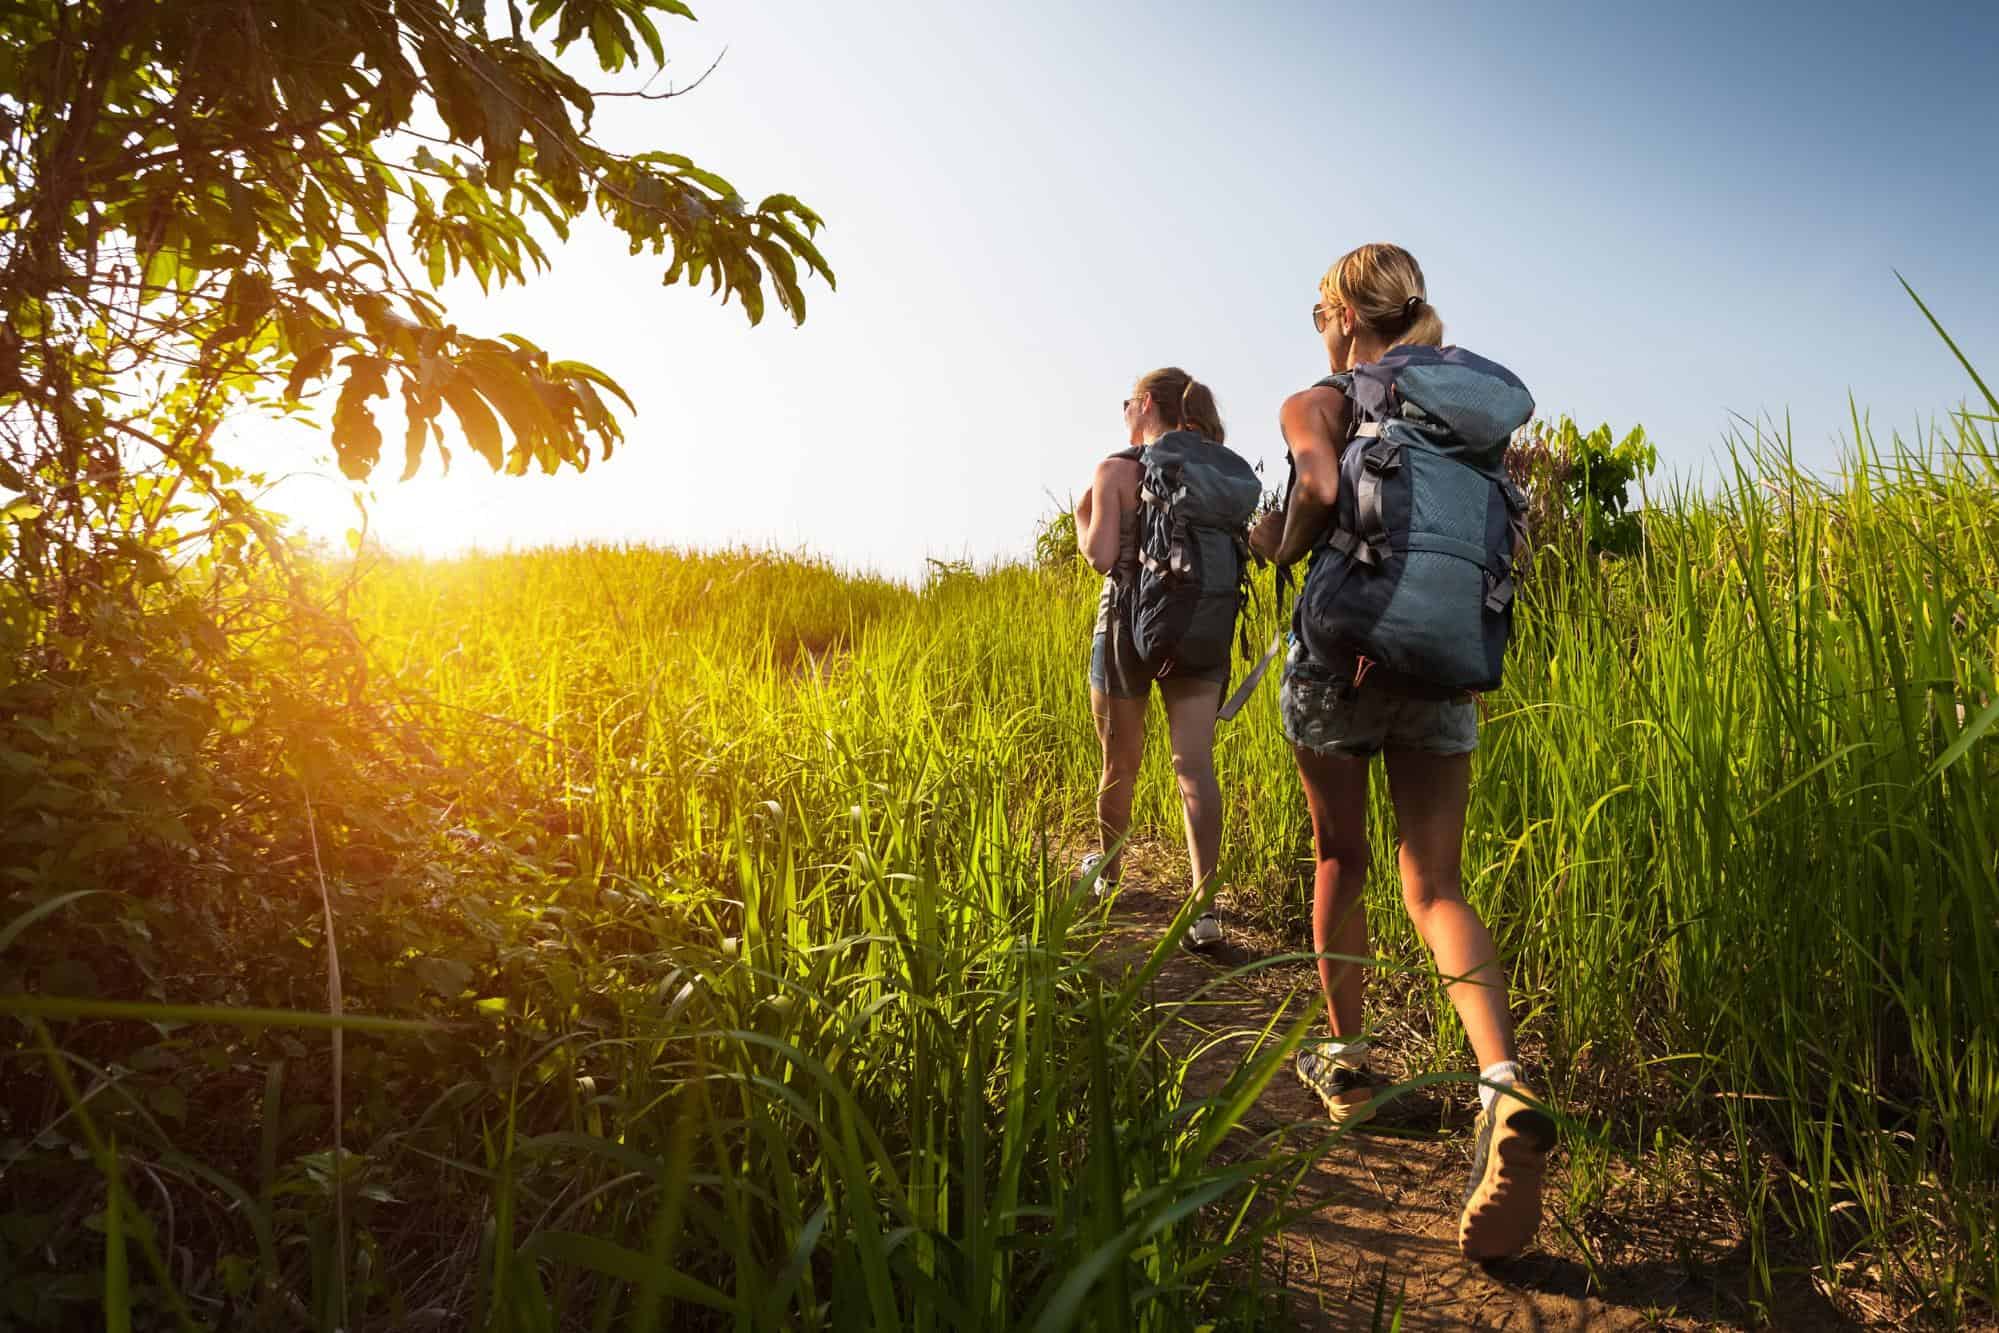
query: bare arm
[
  {"left": 1076, "top": 457, "right": 1138, "bottom": 576},
  {"left": 1248, "top": 386, "right": 1349, "bottom": 568}
]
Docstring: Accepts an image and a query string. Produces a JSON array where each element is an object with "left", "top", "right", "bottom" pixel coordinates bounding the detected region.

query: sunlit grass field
[
  {"left": 339, "top": 407, "right": 1996, "bottom": 1323},
  {"left": 5, "top": 403, "right": 1996, "bottom": 1329}
]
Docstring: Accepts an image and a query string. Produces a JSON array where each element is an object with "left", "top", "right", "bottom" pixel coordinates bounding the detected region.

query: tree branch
[{"left": 592, "top": 47, "right": 726, "bottom": 101}]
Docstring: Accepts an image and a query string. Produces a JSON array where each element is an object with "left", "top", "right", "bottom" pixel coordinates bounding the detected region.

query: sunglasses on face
[{"left": 1312, "top": 302, "right": 1340, "bottom": 334}]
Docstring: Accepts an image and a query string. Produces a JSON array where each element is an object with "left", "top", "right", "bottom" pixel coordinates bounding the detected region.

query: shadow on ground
[{"left": 1093, "top": 875, "right": 1862, "bottom": 1332}]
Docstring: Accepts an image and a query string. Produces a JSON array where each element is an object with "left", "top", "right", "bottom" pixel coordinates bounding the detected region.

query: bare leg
[
  {"left": 1158, "top": 677, "right": 1223, "bottom": 904},
  {"left": 1091, "top": 687, "right": 1147, "bottom": 881},
  {"left": 1295, "top": 745, "right": 1372, "bottom": 1039},
  {"left": 1383, "top": 748, "right": 1516, "bottom": 1069}
]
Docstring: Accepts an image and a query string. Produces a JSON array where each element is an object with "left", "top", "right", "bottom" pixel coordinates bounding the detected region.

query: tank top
[{"left": 1093, "top": 504, "right": 1139, "bottom": 635}]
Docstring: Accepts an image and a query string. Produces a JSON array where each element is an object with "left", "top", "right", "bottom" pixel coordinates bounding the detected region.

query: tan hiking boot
[
  {"left": 1295, "top": 1042, "right": 1378, "bottom": 1129},
  {"left": 1458, "top": 1082, "right": 1557, "bottom": 1260}
]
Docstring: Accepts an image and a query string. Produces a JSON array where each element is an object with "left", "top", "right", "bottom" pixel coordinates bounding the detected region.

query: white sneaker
[
  {"left": 1182, "top": 911, "right": 1224, "bottom": 953},
  {"left": 1077, "top": 852, "right": 1119, "bottom": 898}
]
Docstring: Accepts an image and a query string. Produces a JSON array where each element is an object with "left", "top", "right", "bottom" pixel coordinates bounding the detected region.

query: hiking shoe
[
  {"left": 1458, "top": 1083, "right": 1557, "bottom": 1261},
  {"left": 1077, "top": 852, "right": 1119, "bottom": 898},
  {"left": 1295, "top": 1042, "right": 1378, "bottom": 1129},
  {"left": 1181, "top": 911, "right": 1224, "bottom": 953}
]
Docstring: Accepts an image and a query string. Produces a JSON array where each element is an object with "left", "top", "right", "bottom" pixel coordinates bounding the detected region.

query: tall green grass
[
  {"left": 351, "top": 374, "right": 1998, "bottom": 1320},
  {"left": 7, "top": 371, "right": 1996, "bottom": 1324},
  {"left": 4, "top": 545, "right": 1319, "bottom": 1329},
  {"left": 1214, "top": 409, "right": 1997, "bottom": 1317}
]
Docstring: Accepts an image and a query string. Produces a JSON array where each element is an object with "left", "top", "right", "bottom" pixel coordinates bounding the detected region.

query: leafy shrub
[
  {"left": 1507, "top": 418, "right": 1658, "bottom": 558},
  {"left": 1033, "top": 508, "right": 1080, "bottom": 570}
]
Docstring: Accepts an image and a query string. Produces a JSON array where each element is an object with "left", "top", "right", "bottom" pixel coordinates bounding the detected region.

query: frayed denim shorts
[{"left": 1278, "top": 637, "right": 1478, "bottom": 759}]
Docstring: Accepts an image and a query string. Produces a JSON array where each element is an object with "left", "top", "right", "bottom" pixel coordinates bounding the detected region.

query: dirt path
[{"left": 1094, "top": 873, "right": 1863, "bottom": 1331}]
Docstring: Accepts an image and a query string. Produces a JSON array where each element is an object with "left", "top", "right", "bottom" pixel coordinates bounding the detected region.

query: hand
[{"left": 1249, "top": 506, "right": 1284, "bottom": 562}]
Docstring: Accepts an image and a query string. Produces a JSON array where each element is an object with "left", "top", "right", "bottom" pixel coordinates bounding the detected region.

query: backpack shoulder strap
[
  {"left": 1308, "top": 371, "right": 1388, "bottom": 447},
  {"left": 1341, "top": 363, "right": 1400, "bottom": 430},
  {"left": 1348, "top": 437, "right": 1401, "bottom": 566},
  {"left": 1316, "top": 366, "right": 1403, "bottom": 568}
]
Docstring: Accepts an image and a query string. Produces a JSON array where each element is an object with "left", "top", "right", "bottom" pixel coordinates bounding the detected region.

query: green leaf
[
  {"left": 332, "top": 355, "right": 390, "bottom": 479},
  {"left": 1899, "top": 272, "right": 1999, "bottom": 417},
  {"left": 441, "top": 375, "right": 505, "bottom": 470},
  {"left": 147, "top": 1085, "right": 188, "bottom": 1124},
  {"left": 461, "top": 353, "right": 559, "bottom": 467},
  {"left": 105, "top": 1150, "right": 131, "bottom": 1333},
  {"left": 516, "top": 1231, "right": 737, "bottom": 1312},
  {"left": 402, "top": 383, "right": 442, "bottom": 481},
  {"left": 1926, "top": 694, "right": 1999, "bottom": 783},
  {"left": 0, "top": 995, "right": 435, "bottom": 1033},
  {"left": 412, "top": 956, "right": 474, "bottom": 999},
  {"left": 0, "top": 890, "right": 104, "bottom": 956},
  {"left": 588, "top": 12, "right": 627, "bottom": 70},
  {"left": 550, "top": 358, "right": 634, "bottom": 412}
]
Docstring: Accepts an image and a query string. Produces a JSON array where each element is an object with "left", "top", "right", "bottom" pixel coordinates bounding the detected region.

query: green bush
[{"left": 1507, "top": 417, "right": 1658, "bottom": 557}]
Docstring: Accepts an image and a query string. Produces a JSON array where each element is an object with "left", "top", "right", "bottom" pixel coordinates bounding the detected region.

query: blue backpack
[
  {"left": 1293, "top": 345, "right": 1534, "bottom": 695},
  {"left": 1110, "top": 430, "right": 1262, "bottom": 676}
]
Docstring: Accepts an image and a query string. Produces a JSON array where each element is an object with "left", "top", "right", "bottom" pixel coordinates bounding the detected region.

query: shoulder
[
  {"left": 1282, "top": 381, "right": 1346, "bottom": 412},
  {"left": 1093, "top": 454, "right": 1141, "bottom": 487},
  {"left": 1280, "top": 383, "right": 1348, "bottom": 440}
]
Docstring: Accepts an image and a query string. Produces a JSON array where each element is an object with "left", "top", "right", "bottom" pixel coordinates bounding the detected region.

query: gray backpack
[
  {"left": 1111, "top": 430, "right": 1262, "bottom": 676},
  {"left": 1293, "top": 345, "right": 1533, "bottom": 695}
]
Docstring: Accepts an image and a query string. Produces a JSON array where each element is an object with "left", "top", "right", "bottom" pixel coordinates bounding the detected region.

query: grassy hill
[{"left": 3, "top": 414, "right": 1995, "bottom": 1328}]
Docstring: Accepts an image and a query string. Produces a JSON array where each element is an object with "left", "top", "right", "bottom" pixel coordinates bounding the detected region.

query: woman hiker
[
  {"left": 1074, "top": 367, "right": 1259, "bottom": 954},
  {"left": 1248, "top": 244, "right": 1557, "bottom": 1261}
]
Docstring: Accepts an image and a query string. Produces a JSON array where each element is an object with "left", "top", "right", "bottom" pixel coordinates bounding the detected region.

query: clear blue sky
[{"left": 262, "top": 0, "right": 1999, "bottom": 580}]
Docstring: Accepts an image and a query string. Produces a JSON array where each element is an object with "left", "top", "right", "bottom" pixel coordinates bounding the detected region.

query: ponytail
[
  {"left": 1396, "top": 297, "right": 1445, "bottom": 350},
  {"left": 1132, "top": 366, "right": 1227, "bottom": 444},
  {"left": 1180, "top": 377, "right": 1225, "bottom": 443},
  {"left": 1320, "top": 243, "right": 1446, "bottom": 350}
]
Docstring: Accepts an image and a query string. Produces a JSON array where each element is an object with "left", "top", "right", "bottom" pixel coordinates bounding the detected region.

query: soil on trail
[{"left": 1093, "top": 871, "right": 1862, "bottom": 1332}]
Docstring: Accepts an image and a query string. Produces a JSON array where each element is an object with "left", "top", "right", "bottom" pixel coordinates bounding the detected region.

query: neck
[{"left": 1338, "top": 334, "right": 1393, "bottom": 371}]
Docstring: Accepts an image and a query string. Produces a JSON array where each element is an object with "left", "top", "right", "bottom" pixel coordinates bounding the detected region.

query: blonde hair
[
  {"left": 1318, "top": 243, "right": 1445, "bottom": 349},
  {"left": 1132, "top": 366, "right": 1225, "bottom": 443}
]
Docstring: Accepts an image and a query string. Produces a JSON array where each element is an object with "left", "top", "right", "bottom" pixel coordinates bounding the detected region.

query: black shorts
[{"left": 1089, "top": 615, "right": 1230, "bottom": 700}]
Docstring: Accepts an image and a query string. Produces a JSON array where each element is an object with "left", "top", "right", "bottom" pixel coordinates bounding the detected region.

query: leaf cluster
[
  {"left": 1506, "top": 417, "right": 1658, "bottom": 559},
  {"left": 0, "top": 0, "right": 834, "bottom": 621}
]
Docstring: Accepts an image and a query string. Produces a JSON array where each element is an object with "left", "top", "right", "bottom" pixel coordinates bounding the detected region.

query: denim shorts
[
  {"left": 1090, "top": 616, "right": 1230, "bottom": 700},
  {"left": 1278, "top": 638, "right": 1478, "bottom": 758}
]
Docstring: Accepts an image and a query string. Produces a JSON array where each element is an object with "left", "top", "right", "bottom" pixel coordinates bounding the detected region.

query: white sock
[
  {"left": 1478, "top": 1060, "right": 1522, "bottom": 1113},
  {"left": 1318, "top": 1038, "right": 1369, "bottom": 1069}
]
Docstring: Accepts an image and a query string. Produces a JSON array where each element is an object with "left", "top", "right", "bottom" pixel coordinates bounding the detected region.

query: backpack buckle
[
  {"left": 1327, "top": 528, "right": 1380, "bottom": 568},
  {"left": 1361, "top": 438, "right": 1401, "bottom": 473}
]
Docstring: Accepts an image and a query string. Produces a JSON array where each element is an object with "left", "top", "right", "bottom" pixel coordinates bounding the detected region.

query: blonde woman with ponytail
[
  {"left": 1073, "top": 367, "right": 1259, "bottom": 954},
  {"left": 1249, "top": 244, "right": 1555, "bottom": 1260}
]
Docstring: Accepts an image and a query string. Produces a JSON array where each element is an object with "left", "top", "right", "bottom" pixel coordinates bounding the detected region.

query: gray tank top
[{"left": 1093, "top": 504, "right": 1139, "bottom": 634}]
